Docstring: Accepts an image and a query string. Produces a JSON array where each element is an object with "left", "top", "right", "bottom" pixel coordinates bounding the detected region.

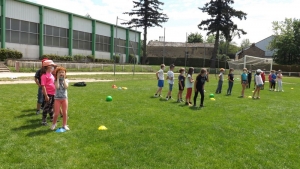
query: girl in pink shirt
[{"left": 41, "top": 60, "right": 56, "bottom": 125}]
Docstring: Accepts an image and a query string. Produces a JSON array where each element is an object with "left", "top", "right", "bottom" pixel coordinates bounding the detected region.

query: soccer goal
[{"left": 227, "top": 55, "right": 273, "bottom": 73}]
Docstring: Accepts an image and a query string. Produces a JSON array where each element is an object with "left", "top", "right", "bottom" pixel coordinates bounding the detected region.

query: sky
[{"left": 28, "top": 0, "right": 299, "bottom": 46}]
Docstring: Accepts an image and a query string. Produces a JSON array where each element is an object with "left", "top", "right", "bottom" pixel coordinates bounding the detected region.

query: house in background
[
  {"left": 236, "top": 35, "right": 275, "bottom": 60},
  {"left": 147, "top": 41, "right": 214, "bottom": 59}
]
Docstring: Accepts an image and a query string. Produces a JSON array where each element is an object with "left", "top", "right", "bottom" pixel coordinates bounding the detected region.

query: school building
[{"left": 0, "top": 0, "right": 141, "bottom": 63}]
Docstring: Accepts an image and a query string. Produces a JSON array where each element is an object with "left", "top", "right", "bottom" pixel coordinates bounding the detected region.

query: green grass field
[{"left": 1, "top": 74, "right": 300, "bottom": 168}]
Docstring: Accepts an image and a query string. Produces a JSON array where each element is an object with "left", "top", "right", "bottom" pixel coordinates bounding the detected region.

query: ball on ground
[{"left": 106, "top": 96, "right": 113, "bottom": 101}]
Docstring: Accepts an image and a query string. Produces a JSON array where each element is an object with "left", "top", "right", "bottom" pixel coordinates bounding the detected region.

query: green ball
[
  {"left": 106, "top": 96, "right": 113, "bottom": 101},
  {"left": 209, "top": 94, "right": 215, "bottom": 98}
]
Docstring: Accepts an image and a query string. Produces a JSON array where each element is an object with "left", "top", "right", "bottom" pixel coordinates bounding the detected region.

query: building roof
[{"left": 148, "top": 41, "right": 214, "bottom": 48}]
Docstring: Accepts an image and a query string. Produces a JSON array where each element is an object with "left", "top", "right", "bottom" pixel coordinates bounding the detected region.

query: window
[
  {"left": 5, "top": 17, "right": 39, "bottom": 45},
  {"left": 96, "top": 35, "right": 111, "bottom": 52},
  {"left": 43, "top": 24, "right": 69, "bottom": 48},
  {"left": 114, "top": 39, "right": 126, "bottom": 54},
  {"left": 129, "top": 41, "right": 138, "bottom": 55},
  {"left": 73, "top": 30, "right": 92, "bottom": 50}
]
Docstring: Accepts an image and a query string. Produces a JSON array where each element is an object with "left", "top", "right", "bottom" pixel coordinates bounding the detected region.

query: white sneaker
[
  {"left": 63, "top": 125, "right": 70, "bottom": 130},
  {"left": 50, "top": 124, "right": 57, "bottom": 130},
  {"left": 166, "top": 97, "right": 169, "bottom": 100}
]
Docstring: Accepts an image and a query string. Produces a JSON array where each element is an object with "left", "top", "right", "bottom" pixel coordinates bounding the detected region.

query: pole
[
  {"left": 163, "top": 28, "right": 165, "bottom": 64},
  {"left": 244, "top": 54, "right": 247, "bottom": 69},
  {"left": 185, "top": 32, "right": 187, "bottom": 70},
  {"left": 114, "top": 16, "right": 118, "bottom": 76},
  {"left": 133, "top": 27, "right": 137, "bottom": 76},
  {"left": 270, "top": 58, "right": 273, "bottom": 71},
  {"left": 203, "top": 35, "right": 206, "bottom": 68}
]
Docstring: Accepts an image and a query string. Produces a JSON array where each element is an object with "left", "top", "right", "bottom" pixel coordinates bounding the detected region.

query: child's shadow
[{"left": 11, "top": 119, "right": 42, "bottom": 131}]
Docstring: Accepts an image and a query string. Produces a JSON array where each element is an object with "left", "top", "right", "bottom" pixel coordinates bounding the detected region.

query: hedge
[
  {"left": 41, "top": 54, "right": 114, "bottom": 63},
  {"left": 0, "top": 48, "right": 22, "bottom": 61}
]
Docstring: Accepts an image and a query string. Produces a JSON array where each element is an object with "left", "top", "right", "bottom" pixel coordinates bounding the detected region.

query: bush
[
  {"left": 73, "top": 54, "right": 86, "bottom": 61},
  {"left": 0, "top": 48, "right": 22, "bottom": 61},
  {"left": 87, "top": 55, "right": 95, "bottom": 62},
  {"left": 129, "top": 54, "right": 137, "bottom": 63},
  {"left": 113, "top": 55, "right": 120, "bottom": 63}
]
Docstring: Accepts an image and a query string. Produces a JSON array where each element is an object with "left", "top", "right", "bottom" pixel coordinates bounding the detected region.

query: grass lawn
[{"left": 0, "top": 74, "right": 300, "bottom": 168}]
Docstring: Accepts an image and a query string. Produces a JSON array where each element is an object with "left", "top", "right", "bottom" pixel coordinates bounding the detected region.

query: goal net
[{"left": 227, "top": 55, "right": 273, "bottom": 73}]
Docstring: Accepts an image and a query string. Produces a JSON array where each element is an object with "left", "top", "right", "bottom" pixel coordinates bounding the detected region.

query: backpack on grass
[{"left": 73, "top": 82, "right": 87, "bottom": 87}]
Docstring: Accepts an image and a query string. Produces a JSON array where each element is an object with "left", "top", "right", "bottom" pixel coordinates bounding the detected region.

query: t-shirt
[
  {"left": 186, "top": 74, "right": 193, "bottom": 88},
  {"left": 271, "top": 73, "right": 276, "bottom": 82},
  {"left": 228, "top": 73, "right": 234, "bottom": 82},
  {"left": 241, "top": 72, "right": 248, "bottom": 81},
  {"left": 261, "top": 72, "right": 266, "bottom": 81},
  {"left": 54, "top": 79, "right": 69, "bottom": 99},
  {"left": 255, "top": 75, "right": 264, "bottom": 85},
  {"left": 277, "top": 73, "right": 283, "bottom": 81},
  {"left": 41, "top": 72, "right": 55, "bottom": 95},
  {"left": 167, "top": 70, "right": 174, "bottom": 84},
  {"left": 219, "top": 72, "right": 224, "bottom": 81},
  {"left": 196, "top": 74, "right": 207, "bottom": 89},
  {"left": 157, "top": 69, "right": 164, "bottom": 80},
  {"left": 178, "top": 74, "right": 185, "bottom": 87},
  {"left": 34, "top": 69, "right": 42, "bottom": 84}
]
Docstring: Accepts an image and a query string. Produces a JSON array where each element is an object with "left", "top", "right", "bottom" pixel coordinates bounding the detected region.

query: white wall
[
  {"left": 72, "top": 49, "right": 92, "bottom": 56},
  {"left": 96, "top": 22, "right": 110, "bottom": 37},
  {"left": 73, "top": 16, "right": 92, "bottom": 33},
  {"left": 43, "top": 47, "right": 68, "bottom": 56},
  {"left": 7, "top": 43, "right": 39, "bottom": 59},
  {"left": 44, "top": 9, "right": 69, "bottom": 28},
  {"left": 6, "top": 0, "right": 39, "bottom": 23},
  {"left": 114, "top": 27, "right": 126, "bottom": 40},
  {"left": 95, "top": 51, "right": 110, "bottom": 60}
]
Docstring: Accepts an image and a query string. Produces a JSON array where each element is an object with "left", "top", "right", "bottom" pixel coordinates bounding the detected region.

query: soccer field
[{"left": 0, "top": 74, "right": 300, "bottom": 168}]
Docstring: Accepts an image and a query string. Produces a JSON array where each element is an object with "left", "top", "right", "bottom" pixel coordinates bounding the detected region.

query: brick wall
[
  {"left": 238, "top": 44, "right": 265, "bottom": 59},
  {"left": 147, "top": 46, "right": 213, "bottom": 59}
]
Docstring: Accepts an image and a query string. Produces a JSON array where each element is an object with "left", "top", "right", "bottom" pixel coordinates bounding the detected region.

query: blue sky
[{"left": 28, "top": 0, "right": 299, "bottom": 46}]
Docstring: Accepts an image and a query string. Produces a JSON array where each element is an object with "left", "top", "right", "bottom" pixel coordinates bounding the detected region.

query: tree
[
  {"left": 240, "top": 39, "right": 251, "bottom": 49},
  {"left": 206, "top": 34, "right": 215, "bottom": 43},
  {"left": 187, "top": 32, "right": 203, "bottom": 43},
  {"left": 122, "top": 0, "right": 169, "bottom": 64},
  {"left": 198, "top": 0, "right": 247, "bottom": 68},
  {"left": 269, "top": 18, "right": 300, "bottom": 65}
]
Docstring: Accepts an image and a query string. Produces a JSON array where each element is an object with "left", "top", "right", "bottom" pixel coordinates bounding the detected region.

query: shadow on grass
[
  {"left": 149, "top": 96, "right": 159, "bottom": 99},
  {"left": 11, "top": 119, "right": 42, "bottom": 131},
  {"left": 189, "top": 106, "right": 200, "bottom": 110},
  {"left": 15, "top": 112, "right": 37, "bottom": 118},
  {"left": 21, "top": 109, "right": 37, "bottom": 113},
  {"left": 26, "top": 129, "right": 53, "bottom": 137}
]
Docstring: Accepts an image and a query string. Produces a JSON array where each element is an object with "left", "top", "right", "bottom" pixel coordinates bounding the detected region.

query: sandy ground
[{"left": 0, "top": 72, "right": 142, "bottom": 84}]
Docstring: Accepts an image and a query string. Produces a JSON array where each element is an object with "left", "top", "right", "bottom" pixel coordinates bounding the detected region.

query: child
[
  {"left": 277, "top": 70, "right": 284, "bottom": 92},
  {"left": 268, "top": 72, "right": 272, "bottom": 90},
  {"left": 185, "top": 67, "right": 194, "bottom": 105},
  {"left": 40, "top": 60, "right": 56, "bottom": 125},
  {"left": 34, "top": 58, "right": 48, "bottom": 115},
  {"left": 215, "top": 68, "right": 224, "bottom": 94},
  {"left": 51, "top": 67, "right": 70, "bottom": 130},
  {"left": 226, "top": 68, "right": 234, "bottom": 95},
  {"left": 177, "top": 68, "right": 185, "bottom": 102},
  {"left": 194, "top": 68, "right": 209, "bottom": 107},
  {"left": 240, "top": 68, "right": 248, "bottom": 98},
  {"left": 247, "top": 70, "right": 252, "bottom": 88},
  {"left": 270, "top": 70, "right": 277, "bottom": 91},
  {"left": 154, "top": 64, "right": 165, "bottom": 97},
  {"left": 166, "top": 64, "right": 175, "bottom": 100},
  {"left": 252, "top": 69, "right": 264, "bottom": 99}
]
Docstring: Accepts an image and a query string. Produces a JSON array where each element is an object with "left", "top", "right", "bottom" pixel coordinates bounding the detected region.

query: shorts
[
  {"left": 158, "top": 80, "right": 164, "bottom": 88},
  {"left": 186, "top": 88, "right": 192, "bottom": 98},
  {"left": 169, "top": 84, "right": 173, "bottom": 91},
  {"left": 242, "top": 80, "right": 247, "bottom": 84},
  {"left": 257, "top": 84, "right": 263, "bottom": 87},
  {"left": 178, "top": 85, "right": 185, "bottom": 91},
  {"left": 37, "top": 87, "right": 44, "bottom": 104}
]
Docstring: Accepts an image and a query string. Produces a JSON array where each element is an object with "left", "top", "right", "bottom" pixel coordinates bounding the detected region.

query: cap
[
  {"left": 41, "top": 58, "right": 48, "bottom": 63},
  {"left": 220, "top": 68, "right": 225, "bottom": 71},
  {"left": 42, "top": 60, "right": 56, "bottom": 67},
  {"left": 256, "top": 69, "right": 262, "bottom": 73}
]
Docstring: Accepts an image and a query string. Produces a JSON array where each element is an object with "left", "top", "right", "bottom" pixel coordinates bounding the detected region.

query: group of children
[
  {"left": 153, "top": 64, "right": 285, "bottom": 107},
  {"left": 154, "top": 64, "right": 209, "bottom": 107},
  {"left": 34, "top": 59, "right": 70, "bottom": 131}
]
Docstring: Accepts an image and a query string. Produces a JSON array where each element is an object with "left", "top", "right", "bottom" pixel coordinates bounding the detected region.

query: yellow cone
[
  {"left": 291, "top": 88, "right": 294, "bottom": 89},
  {"left": 248, "top": 96, "right": 252, "bottom": 98},
  {"left": 98, "top": 125, "right": 108, "bottom": 130},
  {"left": 210, "top": 98, "right": 215, "bottom": 101},
  {"left": 252, "top": 91, "right": 254, "bottom": 92}
]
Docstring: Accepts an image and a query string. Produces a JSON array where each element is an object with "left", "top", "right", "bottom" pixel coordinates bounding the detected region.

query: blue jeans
[
  {"left": 215, "top": 80, "right": 223, "bottom": 93},
  {"left": 227, "top": 81, "right": 233, "bottom": 95}
]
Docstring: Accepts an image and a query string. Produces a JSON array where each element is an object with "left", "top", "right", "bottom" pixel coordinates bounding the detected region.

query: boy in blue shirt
[
  {"left": 240, "top": 68, "right": 248, "bottom": 97},
  {"left": 270, "top": 70, "right": 277, "bottom": 91}
]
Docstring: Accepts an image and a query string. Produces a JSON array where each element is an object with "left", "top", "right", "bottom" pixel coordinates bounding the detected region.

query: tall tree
[
  {"left": 269, "top": 18, "right": 300, "bottom": 65},
  {"left": 206, "top": 34, "right": 216, "bottom": 43},
  {"left": 240, "top": 39, "right": 251, "bottom": 49},
  {"left": 122, "top": 0, "right": 168, "bottom": 64},
  {"left": 187, "top": 32, "right": 203, "bottom": 43},
  {"left": 198, "top": 0, "right": 247, "bottom": 68}
]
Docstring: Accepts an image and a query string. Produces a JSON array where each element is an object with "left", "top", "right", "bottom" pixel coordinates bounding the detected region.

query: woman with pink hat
[{"left": 40, "top": 60, "right": 56, "bottom": 125}]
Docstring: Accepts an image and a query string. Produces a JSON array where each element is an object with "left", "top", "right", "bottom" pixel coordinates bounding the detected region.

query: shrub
[
  {"left": 73, "top": 54, "right": 85, "bottom": 61},
  {"left": 113, "top": 55, "right": 120, "bottom": 63},
  {"left": 0, "top": 48, "right": 22, "bottom": 61},
  {"left": 87, "top": 55, "right": 95, "bottom": 62},
  {"left": 129, "top": 54, "right": 137, "bottom": 63}
]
